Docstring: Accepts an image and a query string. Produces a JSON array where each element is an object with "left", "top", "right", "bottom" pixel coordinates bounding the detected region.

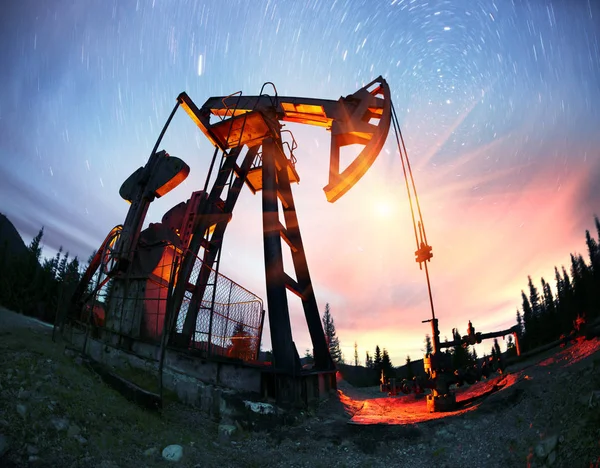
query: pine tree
[
  {"left": 52, "top": 247, "right": 63, "bottom": 278},
  {"left": 521, "top": 291, "right": 534, "bottom": 350},
  {"left": 57, "top": 251, "right": 69, "bottom": 282},
  {"left": 322, "top": 303, "right": 342, "bottom": 363},
  {"left": 451, "top": 327, "right": 469, "bottom": 370},
  {"left": 586, "top": 229, "right": 599, "bottom": 271},
  {"left": 516, "top": 309, "right": 523, "bottom": 335},
  {"left": 541, "top": 277, "right": 558, "bottom": 341},
  {"left": 528, "top": 276, "right": 542, "bottom": 318},
  {"left": 365, "top": 351, "right": 373, "bottom": 368},
  {"left": 354, "top": 341, "right": 359, "bottom": 367},
  {"left": 493, "top": 338, "right": 502, "bottom": 357},
  {"left": 405, "top": 355, "right": 414, "bottom": 379},
  {"left": 374, "top": 345, "right": 382, "bottom": 371},
  {"left": 381, "top": 349, "right": 393, "bottom": 377},
  {"left": 28, "top": 228, "right": 44, "bottom": 262},
  {"left": 424, "top": 334, "right": 433, "bottom": 355}
]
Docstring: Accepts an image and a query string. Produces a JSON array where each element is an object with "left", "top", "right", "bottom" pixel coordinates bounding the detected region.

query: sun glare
[{"left": 375, "top": 201, "right": 394, "bottom": 218}]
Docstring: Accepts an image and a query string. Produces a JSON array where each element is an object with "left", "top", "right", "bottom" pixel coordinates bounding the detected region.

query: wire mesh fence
[
  {"left": 67, "top": 229, "right": 264, "bottom": 363},
  {"left": 175, "top": 253, "right": 264, "bottom": 361}
]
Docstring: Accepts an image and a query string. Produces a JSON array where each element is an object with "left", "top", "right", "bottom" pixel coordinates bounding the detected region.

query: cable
[{"left": 390, "top": 100, "right": 437, "bottom": 321}]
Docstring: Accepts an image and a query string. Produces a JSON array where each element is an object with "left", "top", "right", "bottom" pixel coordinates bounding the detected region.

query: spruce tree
[
  {"left": 494, "top": 338, "right": 501, "bottom": 355},
  {"left": 322, "top": 303, "right": 342, "bottom": 363},
  {"left": 381, "top": 349, "right": 393, "bottom": 377},
  {"left": 374, "top": 345, "right": 382, "bottom": 371},
  {"left": 528, "top": 276, "right": 542, "bottom": 318},
  {"left": 354, "top": 341, "right": 359, "bottom": 367},
  {"left": 516, "top": 309, "right": 523, "bottom": 335},
  {"left": 521, "top": 291, "right": 534, "bottom": 350},
  {"left": 541, "top": 277, "right": 557, "bottom": 341},
  {"left": 28, "top": 228, "right": 44, "bottom": 262},
  {"left": 451, "top": 327, "right": 469, "bottom": 370},
  {"left": 405, "top": 355, "right": 414, "bottom": 379},
  {"left": 424, "top": 334, "right": 433, "bottom": 355},
  {"left": 365, "top": 351, "right": 373, "bottom": 368}
]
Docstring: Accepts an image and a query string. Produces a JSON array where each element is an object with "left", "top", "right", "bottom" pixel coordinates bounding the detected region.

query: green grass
[{"left": 0, "top": 326, "right": 221, "bottom": 467}]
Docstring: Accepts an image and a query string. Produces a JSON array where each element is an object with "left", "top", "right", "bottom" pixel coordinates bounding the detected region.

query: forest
[{"left": 1, "top": 215, "right": 599, "bottom": 380}]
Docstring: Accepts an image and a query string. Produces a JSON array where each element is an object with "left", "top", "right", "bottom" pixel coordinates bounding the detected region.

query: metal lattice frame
[{"left": 67, "top": 239, "right": 264, "bottom": 362}]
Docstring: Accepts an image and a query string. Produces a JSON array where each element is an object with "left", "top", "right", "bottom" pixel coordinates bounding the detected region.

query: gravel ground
[{"left": 1, "top": 306, "right": 599, "bottom": 467}]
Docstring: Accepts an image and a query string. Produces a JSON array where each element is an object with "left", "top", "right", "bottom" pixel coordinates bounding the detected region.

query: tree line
[
  {"left": 514, "top": 216, "right": 600, "bottom": 352},
  {"left": 0, "top": 227, "right": 85, "bottom": 323}
]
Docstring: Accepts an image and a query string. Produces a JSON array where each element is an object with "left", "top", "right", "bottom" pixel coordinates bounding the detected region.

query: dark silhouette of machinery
[
  {"left": 64, "top": 77, "right": 398, "bottom": 391},
  {"left": 389, "top": 319, "right": 522, "bottom": 412}
]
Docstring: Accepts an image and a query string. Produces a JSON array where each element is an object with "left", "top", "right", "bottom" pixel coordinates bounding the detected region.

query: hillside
[{"left": 0, "top": 213, "right": 28, "bottom": 266}]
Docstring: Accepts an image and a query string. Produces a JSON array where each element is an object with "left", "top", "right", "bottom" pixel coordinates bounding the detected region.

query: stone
[
  {"left": 50, "top": 418, "right": 69, "bottom": 432},
  {"left": 144, "top": 447, "right": 158, "bottom": 457},
  {"left": 0, "top": 434, "right": 8, "bottom": 458},
  {"left": 243, "top": 400, "right": 275, "bottom": 414},
  {"left": 535, "top": 434, "right": 558, "bottom": 459},
  {"left": 547, "top": 450, "right": 557, "bottom": 466},
  {"left": 67, "top": 424, "right": 81, "bottom": 437},
  {"left": 218, "top": 424, "right": 237, "bottom": 439},
  {"left": 18, "top": 388, "right": 31, "bottom": 400},
  {"left": 16, "top": 404, "right": 27, "bottom": 419},
  {"left": 162, "top": 444, "right": 183, "bottom": 462},
  {"left": 28, "top": 455, "right": 41, "bottom": 464},
  {"left": 27, "top": 445, "right": 39, "bottom": 455},
  {"left": 74, "top": 435, "right": 87, "bottom": 445}
]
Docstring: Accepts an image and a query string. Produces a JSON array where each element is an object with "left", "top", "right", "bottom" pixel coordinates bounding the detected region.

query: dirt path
[{"left": 1, "top": 307, "right": 599, "bottom": 467}]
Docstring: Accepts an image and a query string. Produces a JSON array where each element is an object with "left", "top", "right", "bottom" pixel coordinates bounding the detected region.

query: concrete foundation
[{"left": 65, "top": 325, "right": 336, "bottom": 421}]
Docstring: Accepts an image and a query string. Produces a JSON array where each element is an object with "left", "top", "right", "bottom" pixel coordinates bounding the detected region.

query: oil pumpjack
[{"left": 61, "top": 77, "right": 397, "bottom": 403}]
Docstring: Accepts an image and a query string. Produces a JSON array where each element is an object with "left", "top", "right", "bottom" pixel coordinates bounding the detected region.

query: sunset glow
[{"left": 1, "top": 0, "right": 599, "bottom": 366}]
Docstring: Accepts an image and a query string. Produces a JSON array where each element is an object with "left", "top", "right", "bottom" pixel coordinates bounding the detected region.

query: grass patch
[{"left": 0, "top": 324, "right": 221, "bottom": 467}]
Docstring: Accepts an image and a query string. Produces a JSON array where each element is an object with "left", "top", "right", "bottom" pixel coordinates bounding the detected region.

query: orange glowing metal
[{"left": 341, "top": 374, "right": 518, "bottom": 425}]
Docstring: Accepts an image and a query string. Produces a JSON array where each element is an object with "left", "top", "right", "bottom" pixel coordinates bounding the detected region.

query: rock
[
  {"left": 28, "top": 455, "right": 41, "bottom": 464},
  {"left": 243, "top": 400, "right": 275, "bottom": 414},
  {"left": 0, "top": 434, "right": 8, "bottom": 458},
  {"left": 144, "top": 447, "right": 158, "bottom": 457},
  {"left": 27, "top": 445, "right": 39, "bottom": 455},
  {"left": 16, "top": 404, "right": 27, "bottom": 419},
  {"left": 535, "top": 434, "right": 558, "bottom": 459},
  {"left": 547, "top": 450, "right": 557, "bottom": 466},
  {"left": 67, "top": 424, "right": 81, "bottom": 437},
  {"left": 219, "top": 424, "right": 237, "bottom": 438},
  {"left": 18, "top": 388, "right": 31, "bottom": 400},
  {"left": 435, "top": 428, "right": 452, "bottom": 439},
  {"left": 0, "top": 420, "right": 8, "bottom": 428},
  {"left": 74, "top": 435, "right": 87, "bottom": 445},
  {"left": 50, "top": 417, "right": 69, "bottom": 432},
  {"left": 588, "top": 391, "right": 600, "bottom": 408},
  {"left": 162, "top": 444, "right": 183, "bottom": 462}
]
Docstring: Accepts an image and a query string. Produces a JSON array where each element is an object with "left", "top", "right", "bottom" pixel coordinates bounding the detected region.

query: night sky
[{"left": 1, "top": 0, "right": 599, "bottom": 363}]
